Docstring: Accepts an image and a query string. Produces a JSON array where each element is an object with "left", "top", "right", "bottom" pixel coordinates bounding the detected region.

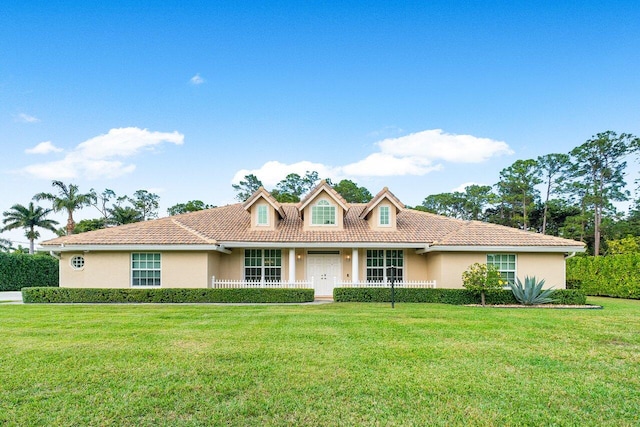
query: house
[{"left": 40, "top": 182, "right": 585, "bottom": 297}]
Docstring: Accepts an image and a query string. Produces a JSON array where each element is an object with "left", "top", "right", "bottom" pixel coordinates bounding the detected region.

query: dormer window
[
  {"left": 257, "top": 205, "right": 268, "bottom": 226},
  {"left": 379, "top": 206, "right": 390, "bottom": 226},
  {"left": 311, "top": 200, "right": 336, "bottom": 225}
]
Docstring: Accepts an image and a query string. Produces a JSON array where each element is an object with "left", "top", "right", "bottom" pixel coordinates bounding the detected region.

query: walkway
[{"left": 0, "top": 291, "right": 23, "bottom": 304}]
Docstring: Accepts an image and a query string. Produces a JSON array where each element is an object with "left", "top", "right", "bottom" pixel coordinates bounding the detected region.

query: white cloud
[
  {"left": 377, "top": 129, "right": 513, "bottom": 163},
  {"left": 15, "top": 113, "right": 40, "bottom": 123},
  {"left": 341, "top": 153, "right": 442, "bottom": 176},
  {"left": 25, "top": 141, "right": 63, "bottom": 155},
  {"left": 233, "top": 129, "right": 513, "bottom": 183},
  {"left": 20, "top": 127, "right": 184, "bottom": 180},
  {"left": 190, "top": 73, "right": 205, "bottom": 85}
]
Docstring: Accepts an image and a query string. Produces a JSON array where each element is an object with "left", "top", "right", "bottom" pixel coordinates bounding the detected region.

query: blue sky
[{"left": 2, "top": 1, "right": 640, "bottom": 246}]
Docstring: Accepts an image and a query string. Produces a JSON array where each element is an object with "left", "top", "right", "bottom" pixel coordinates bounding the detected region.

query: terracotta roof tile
[
  {"left": 360, "top": 187, "right": 405, "bottom": 219},
  {"left": 40, "top": 202, "right": 585, "bottom": 249}
]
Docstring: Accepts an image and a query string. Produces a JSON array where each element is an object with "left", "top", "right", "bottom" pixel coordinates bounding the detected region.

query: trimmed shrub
[
  {"left": 22, "top": 287, "right": 314, "bottom": 304},
  {"left": 551, "top": 289, "right": 586, "bottom": 305},
  {"left": 333, "top": 288, "right": 584, "bottom": 305},
  {"left": 0, "top": 253, "right": 58, "bottom": 291},
  {"left": 566, "top": 278, "right": 582, "bottom": 290},
  {"left": 567, "top": 254, "right": 640, "bottom": 299}
]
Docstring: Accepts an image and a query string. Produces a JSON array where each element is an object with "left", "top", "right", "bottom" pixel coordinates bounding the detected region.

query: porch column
[
  {"left": 289, "top": 248, "right": 296, "bottom": 284},
  {"left": 351, "top": 248, "right": 359, "bottom": 283}
]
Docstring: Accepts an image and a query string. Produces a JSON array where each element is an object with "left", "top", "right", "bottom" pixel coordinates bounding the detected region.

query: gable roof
[
  {"left": 298, "top": 180, "right": 350, "bottom": 212},
  {"left": 242, "top": 187, "right": 286, "bottom": 219},
  {"left": 360, "top": 187, "right": 405, "bottom": 220},
  {"left": 40, "top": 200, "right": 585, "bottom": 253}
]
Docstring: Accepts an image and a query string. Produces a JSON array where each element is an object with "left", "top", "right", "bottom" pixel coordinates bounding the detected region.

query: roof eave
[
  {"left": 416, "top": 245, "right": 587, "bottom": 254},
  {"left": 38, "top": 244, "right": 232, "bottom": 254},
  {"left": 219, "top": 241, "right": 428, "bottom": 249}
]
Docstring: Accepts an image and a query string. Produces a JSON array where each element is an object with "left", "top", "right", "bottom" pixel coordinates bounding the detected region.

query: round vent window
[{"left": 70, "top": 255, "right": 85, "bottom": 270}]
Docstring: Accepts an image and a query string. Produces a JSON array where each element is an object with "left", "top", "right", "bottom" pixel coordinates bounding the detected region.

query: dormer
[
  {"left": 243, "top": 187, "right": 285, "bottom": 231},
  {"left": 360, "top": 187, "right": 404, "bottom": 231},
  {"left": 298, "top": 180, "right": 350, "bottom": 231}
]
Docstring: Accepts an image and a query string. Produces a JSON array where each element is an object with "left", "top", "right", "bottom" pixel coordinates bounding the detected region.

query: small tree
[{"left": 462, "top": 262, "right": 503, "bottom": 306}]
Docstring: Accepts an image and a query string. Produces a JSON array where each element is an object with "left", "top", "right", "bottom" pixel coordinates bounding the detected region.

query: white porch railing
[
  {"left": 211, "top": 276, "right": 313, "bottom": 289},
  {"left": 210, "top": 276, "right": 436, "bottom": 289},
  {"left": 338, "top": 279, "right": 437, "bottom": 288}
]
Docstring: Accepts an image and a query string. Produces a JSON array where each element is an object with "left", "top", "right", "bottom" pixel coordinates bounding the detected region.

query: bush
[
  {"left": 566, "top": 278, "right": 582, "bottom": 290},
  {"left": 333, "top": 288, "right": 585, "bottom": 305},
  {"left": 550, "top": 289, "right": 586, "bottom": 305},
  {"left": 22, "top": 288, "right": 314, "bottom": 304},
  {"left": 461, "top": 262, "right": 503, "bottom": 306},
  {"left": 0, "top": 253, "right": 58, "bottom": 291},
  {"left": 567, "top": 254, "right": 640, "bottom": 299}
]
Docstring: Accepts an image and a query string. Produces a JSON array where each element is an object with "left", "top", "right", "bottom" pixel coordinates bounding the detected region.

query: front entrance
[{"left": 306, "top": 252, "right": 341, "bottom": 297}]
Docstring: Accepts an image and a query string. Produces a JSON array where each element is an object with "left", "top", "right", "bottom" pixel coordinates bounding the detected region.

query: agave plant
[{"left": 509, "top": 276, "right": 556, "bottom": 305}]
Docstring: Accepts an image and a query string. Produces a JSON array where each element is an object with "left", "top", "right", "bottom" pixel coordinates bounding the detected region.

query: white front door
[{"left": 307, "top": 254, "right": 341, "bottom": 297}]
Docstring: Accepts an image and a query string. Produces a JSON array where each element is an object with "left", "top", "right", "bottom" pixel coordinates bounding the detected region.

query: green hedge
[
  {"left": 0, "top": 253, "right": 58, "bottom": 291},
  {"left": 22, "top": 287, "right": 315, "bottom": 304},
  {"left": 333, "top": 288, "right": 586, "bottom": 305},
  {"left": 567, "top": 254, "right": 640, "bottom": 299}
]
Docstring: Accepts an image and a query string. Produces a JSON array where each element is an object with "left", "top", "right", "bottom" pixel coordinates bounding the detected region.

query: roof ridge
[
  {"left": 171, "top": 218, "right": 217, "bottom": 244},
  {"left": 433, "top": 219, "right": 472, "bottom": 244}
]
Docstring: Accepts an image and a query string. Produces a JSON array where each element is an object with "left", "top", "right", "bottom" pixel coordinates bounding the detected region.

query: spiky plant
[{"left": 509, "top": 276, "right": 556, "bottom": 305}]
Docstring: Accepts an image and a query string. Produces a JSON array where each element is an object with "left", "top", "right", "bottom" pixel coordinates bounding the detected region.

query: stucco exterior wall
[
  {"left": 248, "top": 200, "right": 278, "bottom": 231},
  {"left": 517, "top": 253, "right": 566, "bottom": 288},
  {"left": 61, "top": 251, "right": 213, "bottom": 288},
  {"left": 58, "top": 248, "right": 567, "bottom": 290},
  {"left": 366, "top": 202, "right": 398, "bottom": 231},
  {"left": 216, "top": 250, "right": 243, "bottom": 280},
  {"left": 424, "top": 252, "right": 566, "bottom": 289},
  {"left": 404, "top": 250, "right": 427, "bottom": 281},
  {"left": 162, "top": 252, "right": 209, "bottom": 288},
  {"left": 60, "top": 252, "right": 131, "bottom": 288}
]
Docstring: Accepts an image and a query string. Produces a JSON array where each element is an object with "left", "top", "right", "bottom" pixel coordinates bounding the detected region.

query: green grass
[{"left": 1, "top": 298, "right": 639, "bottom": 426}]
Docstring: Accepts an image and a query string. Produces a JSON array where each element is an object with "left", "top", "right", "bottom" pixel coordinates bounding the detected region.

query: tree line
[
  {"left": 0, "top": 181, "right": 213, "bottom": 254},
  {"left": 416, "top": 131, "right": 640, "bottom": 255},
  {"left": 2, "top": 130, "right": 638, "bottom": 256}
]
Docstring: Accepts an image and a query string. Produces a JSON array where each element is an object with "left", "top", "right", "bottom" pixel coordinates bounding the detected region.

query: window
[
  {"left": 487, "top": 254, "right": 516, "bottom": 285},
  {"left": 257, "top": 205, "right": 268, "bottom": 225},
  {"left": 311, "top": 200, "right": 336, "bottom": 225},
  {"left": 70, "top": 255, "right": 85, "bottom": 270},
  {"left": 379, "top": 206, "right": 390, "bottom": 226},
  {"left": 244, "top": 249, "right": 282, "bottom": 282},
  {"left": 366, "top": 250, "right": 404, "bottom": 282},
  {"left": 131, "top": 253, "right": 161, "bottom": 287}
]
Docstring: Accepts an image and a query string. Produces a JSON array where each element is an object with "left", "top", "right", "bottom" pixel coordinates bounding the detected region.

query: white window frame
[
  {"left": 131, "top": 253, "right": 161, "bottom": 287},
  {"left": 311, "top": 199, "right": 336, "bottom": 225},
  {"left": 366, "top": 249, "right": 404, "bottom": 282},
  {"left": 379, "top": 206, "right": 390, "bottom": 226},
  {"left": 257, "top": 205, "right": 269, "bottom": 226},
  {"left": 487, "top": 254, "right": 516, "bottom": 286},
  {"left": 244, "top": 249, "right": 282, "bottom": 282},
  {"left": 69, "top": 255, "right": 85, "bottom": 271}
]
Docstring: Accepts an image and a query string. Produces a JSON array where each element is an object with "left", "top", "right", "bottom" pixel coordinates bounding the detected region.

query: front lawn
[{"left": 1, "top": 298, "right": 638, "bottom": 426}]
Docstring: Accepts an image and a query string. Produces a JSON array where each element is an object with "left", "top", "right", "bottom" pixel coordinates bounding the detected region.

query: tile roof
[
  {"left": 360, "top": 187, "right": 405, "bottom": 219},
  {"left": 41, "top": 202, "right": 585, "bottom": 249},
  {"left": 242, "top": 187, "right": 286, "bottom": 219},
  {"left": 298, "top": 180, "right": 350, "bottom": 212}
]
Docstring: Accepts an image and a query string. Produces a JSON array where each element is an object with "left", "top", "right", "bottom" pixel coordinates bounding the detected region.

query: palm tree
[
  {"left": 2, "top": 202, "right": 59, "bottom": 254},
  {"left": 0, "top": 237, "right": 14, "bottom": 252},
  {"left": 34, "top": 181, "right": 93, "bottom": 235}
]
